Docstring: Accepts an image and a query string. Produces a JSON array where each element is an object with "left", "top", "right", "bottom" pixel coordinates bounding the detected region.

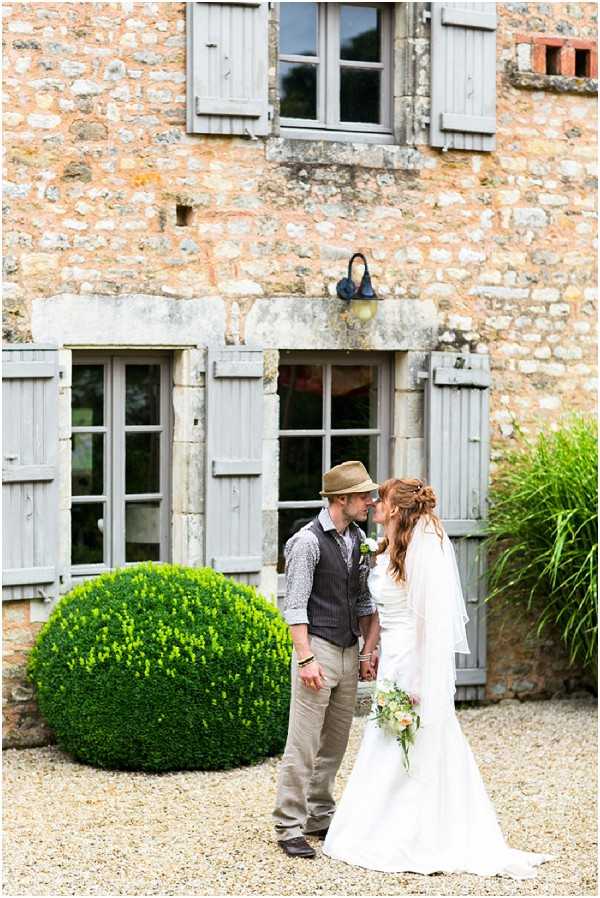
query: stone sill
[
  {"left": 265, "top": 136, "right": 425, "bottom": 171},
  {"left": 506, "top": 63, "right": 598, "bottom": 96}
]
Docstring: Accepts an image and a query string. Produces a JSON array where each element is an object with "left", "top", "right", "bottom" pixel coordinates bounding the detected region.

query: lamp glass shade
[{"left": 349, "top": 297, "right": 378, "bottom": 321}]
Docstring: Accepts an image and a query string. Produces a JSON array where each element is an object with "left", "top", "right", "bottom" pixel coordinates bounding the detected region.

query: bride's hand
[{"left": 359, "top": 659, "right": 375, "bottom": 681}]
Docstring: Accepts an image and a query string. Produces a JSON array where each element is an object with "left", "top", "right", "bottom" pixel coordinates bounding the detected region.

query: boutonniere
[{"left": 359, "top": 536, "right": 379, "bottom": 557}]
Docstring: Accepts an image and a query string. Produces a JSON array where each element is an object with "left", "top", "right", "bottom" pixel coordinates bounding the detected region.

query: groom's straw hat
[{"left": 320, "top": 460, "right": 379, "bottom": 496}]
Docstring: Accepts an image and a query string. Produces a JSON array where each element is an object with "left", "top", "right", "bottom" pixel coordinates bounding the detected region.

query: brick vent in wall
[{"left": 516, "top": 32, "right": 598, "bottom": 77}]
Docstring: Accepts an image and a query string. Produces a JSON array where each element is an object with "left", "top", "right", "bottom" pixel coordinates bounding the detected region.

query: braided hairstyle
[{"left": 375, "top": 478, "right": 443, "bottom": 582}]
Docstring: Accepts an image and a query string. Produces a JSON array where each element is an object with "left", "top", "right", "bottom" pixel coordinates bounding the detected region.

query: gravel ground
[{"left": 3, "top": 698, "right": 597, "bottom": 897}]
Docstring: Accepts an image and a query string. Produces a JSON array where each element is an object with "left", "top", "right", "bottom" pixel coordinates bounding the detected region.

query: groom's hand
[{"left": 300, "top": 660, "right": 326, "bottom": 691}]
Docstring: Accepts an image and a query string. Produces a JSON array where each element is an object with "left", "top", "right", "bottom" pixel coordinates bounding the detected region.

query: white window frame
[
  {"left": 70, "top": 352, "right": 172, "bottom": 578},
  {"left": 279, "top": 2, "right": 394, "bottom": 143}
]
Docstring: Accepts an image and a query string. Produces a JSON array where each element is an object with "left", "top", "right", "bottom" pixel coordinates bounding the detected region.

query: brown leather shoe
[
  {"left": 278, "top": 837, "right": 316, "bottom": 858},
  {"left": 306, "top": 827, "right": 329, "bottom": 840}
]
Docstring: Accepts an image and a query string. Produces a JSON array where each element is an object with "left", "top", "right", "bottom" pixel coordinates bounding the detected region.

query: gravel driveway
[{"left": 3, "top": 697, "right": 596, "bottom": 897}]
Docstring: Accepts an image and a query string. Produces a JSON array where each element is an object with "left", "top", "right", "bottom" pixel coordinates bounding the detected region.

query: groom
[{"left": 273, "top": 460, "right": 380, "bottom": 858}]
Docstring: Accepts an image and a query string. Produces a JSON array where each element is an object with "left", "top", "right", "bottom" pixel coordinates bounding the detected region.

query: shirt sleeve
[
  {"left": 283, "top": 529, "right": 320, "bottom": 626},
  {"left": 355, "top": 525, "right": 376, "bottom": 617}
]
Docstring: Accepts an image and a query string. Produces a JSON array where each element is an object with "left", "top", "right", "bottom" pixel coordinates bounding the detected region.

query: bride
[{"left": 323, "top": 478, "right": 552, "bottom": 879}]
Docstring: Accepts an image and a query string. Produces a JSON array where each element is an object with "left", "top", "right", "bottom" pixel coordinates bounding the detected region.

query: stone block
[
  {"left": 394, "top": 351, "right": 428, "bottom": 391},
  {"left": 262, "top": 439, "right": 279, "bottom": 510},
  {"left": 31, "top": 296, "right": 226, "bottom": 347},
  {"left": 394, "top": 390, "right": 424, "bottom": 439},
  {"left": 393, "top": 437, "right": 425, "bottom": 479},
  {"left": 259, "top": 565, "right": 278, "bottom": 604},
  {"left": 171, "top": 512, "right": 204, "bottom": 567},
  {"left": 173, "top": 348, "right": 206, "bottom": 386},
  {"left": 263, "top": 393, "right": 279, "bottom": 441},
  {"left": 172, "top": 385, "right": 205, "bottom": 443},
  {"left": 263, "top": 349, "right": 280, "bottom": 394},
  {"left": 172, "top": 440, "right": 205, "bottom": 514},
  {"left": 262, "top": 508, "right": 279, "bottom": 566}
]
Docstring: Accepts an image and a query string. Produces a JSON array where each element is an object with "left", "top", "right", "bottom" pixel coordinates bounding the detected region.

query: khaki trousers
[{"left": 273, "top": 635, "right": 359, "bottom": 841}]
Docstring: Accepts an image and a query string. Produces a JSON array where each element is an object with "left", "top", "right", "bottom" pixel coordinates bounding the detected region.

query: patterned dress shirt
[{"left": 283, "top": 507, "right": 376, "bottom": 626}]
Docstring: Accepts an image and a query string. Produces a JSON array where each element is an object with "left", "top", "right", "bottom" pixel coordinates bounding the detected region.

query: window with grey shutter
[
  {"left": 279, "top": 2, "right": 394, "bottom": 141},
  {"left": 186, "top": 1, "right": 270, "bottom": 137},
  {"left": 429, "top": 2, "right": 497, "bottom": 151},
  {"left": 2, "top": 345, "right": 60, "bottom": 603},
  {"left": 424, "top": 350, "right": 491, "bottom": 700},
  {"left": 71, "top": 354, "right": 172, "bottom": 576},
  {"left": 205, "top": 346, "right": 264, "bottom": 585}
]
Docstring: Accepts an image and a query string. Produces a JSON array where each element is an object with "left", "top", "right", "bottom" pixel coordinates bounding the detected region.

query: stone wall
[{"left": 2, "top": 2, "right": 597, "bottom": 744}]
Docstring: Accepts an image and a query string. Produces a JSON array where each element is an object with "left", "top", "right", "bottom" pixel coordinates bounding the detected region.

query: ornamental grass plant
[
  {"left": 28, "top": 564, "right": 292, "bottom": 771},
  {"left": 485, "top": 416, "right": 597, "bottom": 673}
]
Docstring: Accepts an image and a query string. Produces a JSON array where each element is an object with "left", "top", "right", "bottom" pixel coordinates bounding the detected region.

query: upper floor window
[{"left": 278, "top": 2, "right": 393, "bottom": 139}]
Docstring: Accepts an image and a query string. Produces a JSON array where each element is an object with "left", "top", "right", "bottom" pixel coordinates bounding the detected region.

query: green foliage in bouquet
[
  {"left": 28, "top": 564, "right": 292, "bottom": 771},
  {"left": 485, "top": 416, "right": 597, "bottom": 672}
]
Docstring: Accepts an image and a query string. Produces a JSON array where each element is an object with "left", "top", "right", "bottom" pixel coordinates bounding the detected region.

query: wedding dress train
[{"left": 323, "top": 520, "right": 552, "bottom": 879}]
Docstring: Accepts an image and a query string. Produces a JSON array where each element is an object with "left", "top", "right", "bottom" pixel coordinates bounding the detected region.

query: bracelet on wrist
[{"left": 298, "top": 654, "right": 315, "bottom": 668}]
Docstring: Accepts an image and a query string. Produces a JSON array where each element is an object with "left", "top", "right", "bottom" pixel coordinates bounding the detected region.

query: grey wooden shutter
[
  {"left": 2, "top": 345, "right": 60, "bottom": 603},
  {"left": 205, "top": 346, "right": 264, "bottom": 585},
  {"left": 424, "top": 350, "right": 491, "bottom": 700},
  {"left": 430, "top": 2, "right": 497, "bottom": 151},
  {"left": 186, "top": 1, "right": 269, "bottom": 137}
]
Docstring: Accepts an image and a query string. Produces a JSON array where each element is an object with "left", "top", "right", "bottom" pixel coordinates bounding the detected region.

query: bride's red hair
[{"left": 376, "top": 478, "right": 443, "bottom": 581}]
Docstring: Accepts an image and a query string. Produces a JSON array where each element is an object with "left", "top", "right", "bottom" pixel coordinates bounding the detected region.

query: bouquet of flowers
[{"left": 371, "top": 681, "right": 420, "bottom": 771}]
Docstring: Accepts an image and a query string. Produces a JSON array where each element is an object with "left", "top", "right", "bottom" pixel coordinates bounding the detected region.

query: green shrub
[
  {"left": 28, "top": 564, "right": 292, "bottom": 771},
  {"left": 485, "top": 416, "right": 597, "bottom": 672}
]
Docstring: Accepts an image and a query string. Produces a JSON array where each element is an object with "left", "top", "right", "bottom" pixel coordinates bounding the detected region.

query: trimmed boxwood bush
[{"left": 28, "top": 564, "right": 292, "bottom": 771}]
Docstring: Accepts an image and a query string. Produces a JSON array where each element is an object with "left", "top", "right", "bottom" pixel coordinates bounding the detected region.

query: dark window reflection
[
  {"left": 280, "top": 2, "right": 318, "bottom": 56},
  {"left": 126, "top": 501, "right": 160, "bottom": 562},
  {"left": 340, "top": 5, "right": 381, "bottom": 62},
  {"left": 279, "top": 365, "right": 323, "bottom": 430},
  {"left": 278, "top": 507, "right": 317, "bottom": 572},
  {"left": 126, "top": 365, "right": 160, "bottom": 426},
  {"left": 331, "top": 366, "right": 378, "bottom": 429},
  {"left": 340, "top": 68, "right": 381, "bottom": 123},
  {"left": 331, "top": 434, "right": 378, "bottom": 476},
  {"left": 126, "top": 432, "right": 160, "bottom": 494},
  {"left": 72, "top": 366, "right": 103, "bottom": 427},
  {"left": 72, "top": 433, "right": 103, "bottom": 496},
  {"left": 280, "top": 436, "right": 323, "bottom": 501},
  {"left": 279, "top": 62, "right": 318, "bottom": 119},
  {"left": 71, "top": 503, "right": 104, "bottom": 565}
]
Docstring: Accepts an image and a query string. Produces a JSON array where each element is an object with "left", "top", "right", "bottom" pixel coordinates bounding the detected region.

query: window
[
  {"left": 278, "top": 2, "right": 393, "bottom": 139},
  {"left": 277, "top": 352, "right": 392, "bottom": 572},
  {"left": 71, "top": 354, "right": 171, "bottom": 574}
]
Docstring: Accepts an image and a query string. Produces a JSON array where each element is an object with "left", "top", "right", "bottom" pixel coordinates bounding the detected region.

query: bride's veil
[{"left": 405, "top": 516, "right": 470, "bottom": 727}]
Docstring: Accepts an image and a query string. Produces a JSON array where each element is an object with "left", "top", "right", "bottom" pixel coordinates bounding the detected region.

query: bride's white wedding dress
[{"left": 323, "top": 518, "right": 552, "bottom": 879}]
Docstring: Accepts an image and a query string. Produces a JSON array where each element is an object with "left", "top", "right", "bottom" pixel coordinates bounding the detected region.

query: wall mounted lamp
[{"left": 336, "top": 252, "right": 379, "bottom": 321}]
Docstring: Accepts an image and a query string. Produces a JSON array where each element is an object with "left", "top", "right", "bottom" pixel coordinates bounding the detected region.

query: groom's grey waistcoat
[{"left": 306, "top": 517, "right": 362, "bottom": 648}]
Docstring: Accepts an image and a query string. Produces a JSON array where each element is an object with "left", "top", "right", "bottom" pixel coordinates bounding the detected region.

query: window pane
[
  {"left": 71, "top": 503, "right": 104, "bottom": 565},
  {"left": 279, "top": 62, "right": 317, "bottom": 120},
  {"left": 126, "top": 501, "right": 160, "bottom": 562},
  {"left": 331, "top": 366, "right": 378, "bottom": 430},
  {"left": 126, "top": 364, "right": 160, "bottom": 426},
  {"left": 72, "top": 365, "right": 103, "bottom": 427},
  {"left": 280, "top": 2, "right": 317, "bottom": 56},
  {"left": 72, "top": 433, "right": 103, "bottom": 496},
  {"left": 126, "top": 433, "right": 160, "bottom": 494},
  {"left": 278, "top": 507, "right": 317, "bottom": 573},
  {"left": 331, "top": 434, "right": 378, "bottom": 482},
  {"left": 340, "top": 5, "right": 381, "bottom": 62},
  {"left": 280, "top": 436, "right": 322, "bottom": 501},
  {"left": 340, "top": 68, "right": 381, "bottom": 123},
  {"left": 279, "top": 364, "right": 323, "bottom": 430}
]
